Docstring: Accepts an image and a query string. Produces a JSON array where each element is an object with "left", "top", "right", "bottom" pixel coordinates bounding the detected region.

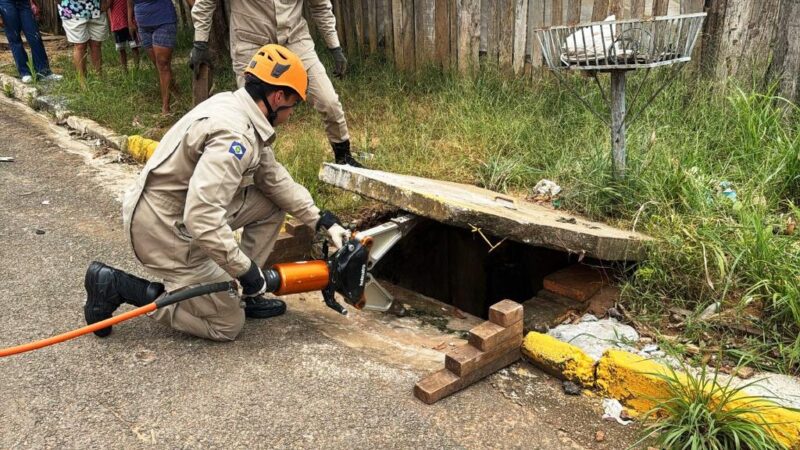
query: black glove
[
  {"left": 189, "top": 41, "right": 211, "bottom": 80},
  {"left": 238, "top": 260, "right": 267, "bottom": 297},
  {"left": 329, "top": 47, "right": 347, "bottom": 78},
  {"left": 316, "top": 210, "right": 342, "bottom": 231}
]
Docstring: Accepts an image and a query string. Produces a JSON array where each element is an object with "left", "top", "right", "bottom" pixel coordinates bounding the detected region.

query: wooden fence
[
  {"left": 329, "top": 0, "right": 704, "bottom": 75},
  {"left": 30, "top": 0, "right": 800, "bottom": 101}
]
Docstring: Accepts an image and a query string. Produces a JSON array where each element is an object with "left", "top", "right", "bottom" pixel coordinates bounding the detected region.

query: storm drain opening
[
  {"left": 370, "top": 218, "right": 628, "bottom": 329},
  {"left": 318, "top": 164, "right": 650, "bottom": 329}
]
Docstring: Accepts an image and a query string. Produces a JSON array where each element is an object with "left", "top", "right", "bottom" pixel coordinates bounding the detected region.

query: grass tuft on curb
[{"left": 634, "top": 362, "right": 789, "bottom": 450}]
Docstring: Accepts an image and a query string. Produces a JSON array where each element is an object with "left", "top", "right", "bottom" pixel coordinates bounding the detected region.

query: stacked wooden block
[
  {"left": 414, "top": 300, "right": 524, "bottom": 404},
  {"left": 523, "top": 264, "right": 619, "bottom": 333},
  {"left": 265, "top": 218, "right": 314, "bottom": 266}
]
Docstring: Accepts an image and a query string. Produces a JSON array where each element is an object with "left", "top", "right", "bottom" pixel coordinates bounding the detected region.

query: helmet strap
[
  {"left": 263, "top": 93, "right": 297, "bottom": 126},
  {"left": 259, "top": 92, "right": 279, "bottom": 125}
]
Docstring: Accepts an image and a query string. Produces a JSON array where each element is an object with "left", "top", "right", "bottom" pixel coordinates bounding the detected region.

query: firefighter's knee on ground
[{"left": 204, "top": 310, "right": 245, "bottom": 342}]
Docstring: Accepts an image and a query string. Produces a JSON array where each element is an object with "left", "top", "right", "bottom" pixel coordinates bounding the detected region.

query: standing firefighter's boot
[
  {"left": 331, "top": 140, "right": 365, "bottom": 168},
  {"left": 84, "top": 261, "right": 165, "bottom": 337}
]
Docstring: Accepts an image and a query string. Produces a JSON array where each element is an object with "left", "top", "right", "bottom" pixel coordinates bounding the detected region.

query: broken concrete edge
[
  {"left": 0, "top": 73, "right": 38, "bottom": 104},
  {"left": 521, "top": 332, "right": 800, "bottom": 448},
  {"left": 0, "top": 73, "right": 127, "bottom": 152}
]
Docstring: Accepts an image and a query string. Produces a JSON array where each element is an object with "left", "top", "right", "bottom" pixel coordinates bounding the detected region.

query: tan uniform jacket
[
  {"left": 122, "top": 88, "right": 320, "bottom": 279},
  {"left": 192, "top": 0, "right": 340, "bottom": 57}
]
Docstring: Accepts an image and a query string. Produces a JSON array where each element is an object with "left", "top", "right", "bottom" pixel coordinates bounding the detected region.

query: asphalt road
[{"left": 0, "top": 96, "right": 642, "bottom": 449}]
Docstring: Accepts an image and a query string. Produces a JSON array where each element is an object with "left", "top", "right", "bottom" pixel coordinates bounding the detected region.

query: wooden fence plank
[
  {"left": 630, "top": 0, "right": 644, "bottom": 18},
  {"left": 551, "top": 0, "right": 563, "bottom": 25},
  {"left": 609, "top": 0, "right": 622, "bottom": 18},
  {"left": 436, "top": 0, "right": 452, "bottom": 69},
  {"left": 353, "top": 0, "right": 365, "bottom": 53},
  {"left": 416, "top": 0, "right": 436, "bottom": 67},
  {"left": 513, "top": 0, "right": 529, "bottom": 74},
  {"left": 653, "top": 0, "right": 669, "bottom": 16},
  {"left": 567, "top": 0, "right": 580, "bottom": 24},
  {"left": 527, "top": 0, "right": 545, "bottom": 72},
  {"left": 450, "top": 0, "right": 459, "bottom": 70},
  {"left": 457, "top": 0, "right": 482, "bottom": 74},
  {"left": 392, "top": 0, "right": 405, "bottom": 68},
  {"left": 403, "top": 0, "right": 416, "bottom": 70},
  {"left": 332, "top": 0, "right": 345, "bottom": 50},
  {"left": 591, "top": 0, "right": 609, "bottom": 20},
  {"left": 485, "top": 0, "right": 499, "bottom": 63},
  {"left": 498, "top": 0, "right": 515, "bottom": 70},
  {"left": 768, "top": 0, "right": 800, "bottom": 103},
  {"left": 368, "top": 0, "right": 378, "bottom": 54},
  {"left": 681, "top": 0, "right": 703, "bottom": 13},
  {"left": 480, "top": 0, "right": 489, "bottom": 54},
  {"left": 377, "top": 0, "right": 386, "bottom": 49},
  {"left": 342, "top": 0, "right": 361, "bottom": 54},
  {"left": 384, "top": 0, "right": 395, "bottom": 58}
]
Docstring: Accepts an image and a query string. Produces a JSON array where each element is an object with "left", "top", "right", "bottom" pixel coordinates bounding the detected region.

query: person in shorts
[
  {"left": 58, "top": 0, "right": 109, "bottom": 87},
  {"left": 128, "top": 0, "right": 177, "bottom": 114},
  {"left": 108, "top": 0, "right": 138, "bottom": 71}
]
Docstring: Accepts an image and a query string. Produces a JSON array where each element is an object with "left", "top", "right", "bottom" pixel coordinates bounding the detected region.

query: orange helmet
[{"left": 244, "top": 44, "right": 308, "bottom": 101}]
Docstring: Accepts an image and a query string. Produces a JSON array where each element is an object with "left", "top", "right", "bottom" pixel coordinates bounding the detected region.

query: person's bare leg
[
  {"left": 153, "top": 45, "right": 173, "bottom": 114},
  {"left": 132, "top": 47, "right": 140, "bottom": 69},
  {"left": 73, "top": 43, "right": 88, "bottom": 88},
  {"left": 119, "top": 48, "right": 128, "bottom": 73},
  {"left": 88, "top": 40, "right": 102, "bottom": 77}
]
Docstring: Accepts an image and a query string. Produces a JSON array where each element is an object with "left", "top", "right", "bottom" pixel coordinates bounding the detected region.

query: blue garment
[
  {"left": 138, "top": 22, "right": 176, "bottom": 49},
  {"left": 133, "top": 0, "right": 176, "bottom": 28},
  {"left": 0, "top": 0, "right": 52, "bottom": 77}
]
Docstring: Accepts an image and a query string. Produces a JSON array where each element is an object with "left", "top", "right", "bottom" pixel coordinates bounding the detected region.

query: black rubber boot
[
  {"left": 244, "top": 295, "right": 287, "bottom": 319},
  {"left": 84, "top": 261, "right": 165, "bottom": 337},
  {"left": 331, "top": 140, "right": 365, "bottom": 168}
]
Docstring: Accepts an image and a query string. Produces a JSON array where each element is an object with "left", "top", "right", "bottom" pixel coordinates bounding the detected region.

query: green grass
[
  {"left": 29, "top": 28, "right": 800, "bottom": 373},
  {"left": 634, "top": 362, "right": 788, "bottom": 449}
]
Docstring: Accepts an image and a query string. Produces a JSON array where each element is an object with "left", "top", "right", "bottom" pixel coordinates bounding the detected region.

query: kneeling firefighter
[{"left": 84, "top": 44, "right": 350, "bottom": 342}]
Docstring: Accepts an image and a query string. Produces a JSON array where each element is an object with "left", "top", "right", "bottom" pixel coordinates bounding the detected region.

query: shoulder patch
[{"left": 228, "top": 141, "right": 247, "bottom": 160}]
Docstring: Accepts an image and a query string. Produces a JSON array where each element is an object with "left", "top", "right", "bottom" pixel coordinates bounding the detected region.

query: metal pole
[{"left": 610, "top": 70, "right": 627, "bottom": 180}]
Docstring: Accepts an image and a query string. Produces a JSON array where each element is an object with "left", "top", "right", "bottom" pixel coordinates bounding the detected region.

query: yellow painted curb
[
  {"left": 127, "top": 135, "right": 159, "bottom": 163},
  {"left": 596, "top": 349, "right": 800, "bottom": 448},
  {"left": 521, "top": 332, "right": 596, "bottom": 386}
]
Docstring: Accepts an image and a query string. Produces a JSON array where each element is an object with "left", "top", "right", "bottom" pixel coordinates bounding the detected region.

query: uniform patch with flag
[{"left": 229, "top": 141, "right": 247, "bottom": 160}]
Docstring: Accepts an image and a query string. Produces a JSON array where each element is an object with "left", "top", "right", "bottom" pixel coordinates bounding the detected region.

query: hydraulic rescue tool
[{"left": 0, "top": 214, "right": 419, "bottom": 357}]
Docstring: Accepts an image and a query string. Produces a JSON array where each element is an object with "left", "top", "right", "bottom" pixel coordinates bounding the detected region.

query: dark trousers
[{"left": 0, "top": 0, "right": 51, "bottom": 77}]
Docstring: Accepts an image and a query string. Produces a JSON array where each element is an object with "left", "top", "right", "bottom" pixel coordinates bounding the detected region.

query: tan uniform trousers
[
  {"left": 234, "top": 47, "right": 350, "bottom": 144},
  {"left": 131, "top": 186, "right": 286, "bottom": 341}
]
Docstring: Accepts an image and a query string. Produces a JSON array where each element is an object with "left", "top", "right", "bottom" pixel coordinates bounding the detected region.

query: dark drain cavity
[{"left": 371, "top": 220, "right": 574, "bottom": 318}]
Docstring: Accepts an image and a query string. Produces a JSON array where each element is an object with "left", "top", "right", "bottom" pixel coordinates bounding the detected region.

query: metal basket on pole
[{"left": 535, "top": 13, "right": 706, "bottom": 180}]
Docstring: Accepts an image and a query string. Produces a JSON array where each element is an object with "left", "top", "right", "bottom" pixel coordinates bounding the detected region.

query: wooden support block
[
  {"left": 272, "top": 232, "right": 299, "bottom": 250},
  {"left": 542, "top": 265, "right": 605, "bottom": 302},
  {"left": 414, "top": 347, "right": 521, "bottom": 404},
  {"left": 445, "top": 331, "right": 522, "bottom": 377},
  {"left": 413, "top": 368, "right": 459, "bottom": 404},
  {"left": 468, "top": 319, "right": 524, "bottom": 352},
  {"left": 488, "top": 300, "right": 523, "bottom": 327},
  {"left": 284, "top": 219, "right": 313, "bottom": 237}
]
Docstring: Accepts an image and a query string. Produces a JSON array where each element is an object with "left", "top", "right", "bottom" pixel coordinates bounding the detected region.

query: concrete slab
[{"left": 319, "top": 164, "right": 650, "bottom": 261}]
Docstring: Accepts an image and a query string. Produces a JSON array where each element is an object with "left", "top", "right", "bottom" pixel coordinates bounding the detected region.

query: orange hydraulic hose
[{"left": 0, "top": 303, "right": 156, "bottom": 357}]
